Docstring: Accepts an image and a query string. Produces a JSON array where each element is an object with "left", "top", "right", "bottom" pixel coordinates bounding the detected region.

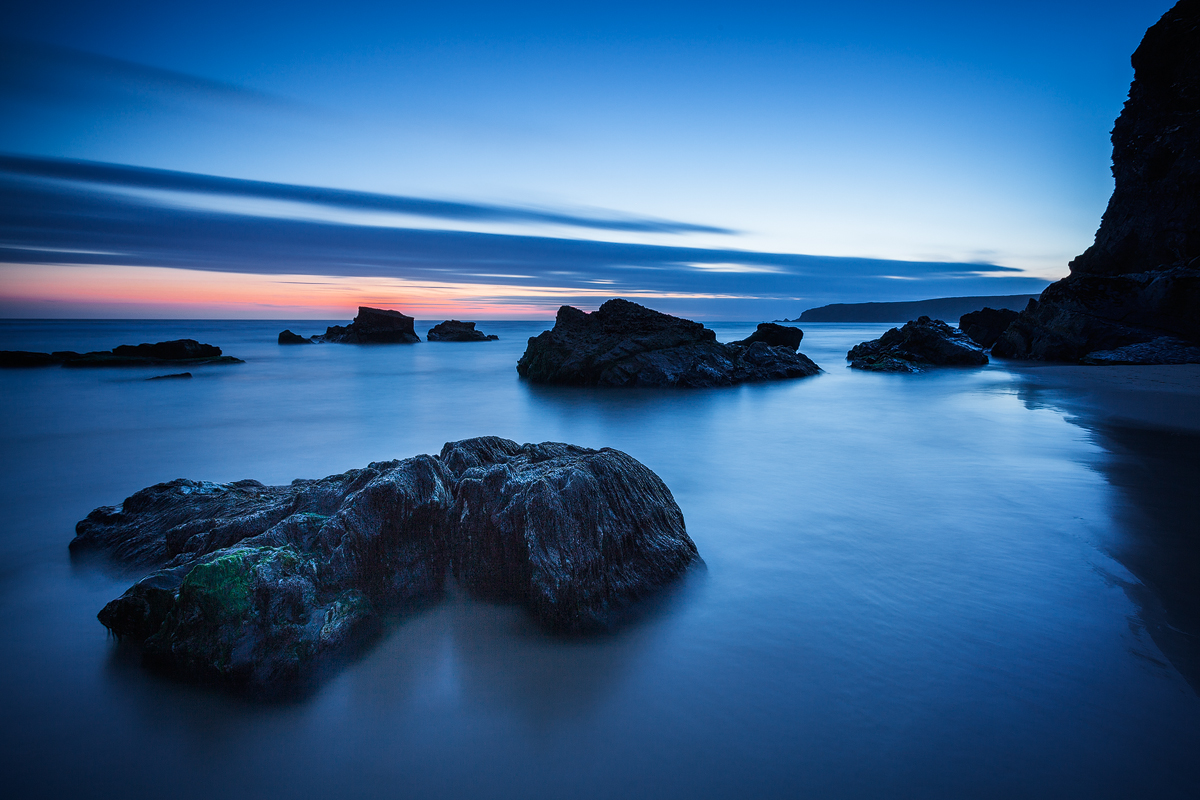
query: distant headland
[{"left": 788, "top": 295, "right": 1039, "bottom": 323}]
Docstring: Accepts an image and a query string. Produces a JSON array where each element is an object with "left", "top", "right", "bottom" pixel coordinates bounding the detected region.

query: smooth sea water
[{"left": 0, "top": 319, "right": 1197, "bottom": 799}]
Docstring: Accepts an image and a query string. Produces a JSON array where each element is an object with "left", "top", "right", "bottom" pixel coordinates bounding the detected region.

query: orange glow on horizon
[{"left": 0, "top": 263, "right": 748, "bottom": 319}]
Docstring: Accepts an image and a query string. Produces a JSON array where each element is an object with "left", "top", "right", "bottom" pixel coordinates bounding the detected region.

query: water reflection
[{"left": 1015, "top": 379, "right": 1200, "bottom": 691}]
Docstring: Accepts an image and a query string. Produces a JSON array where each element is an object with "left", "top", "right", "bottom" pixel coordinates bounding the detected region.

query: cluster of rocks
[
  {"left": 988, "top": 1, "right": 1200, "bottom": 365},
  {"left": 279, "top": 307, "right": 499, "bottom": 345},
  {"left": 0, "top": 339, "right": 242, "bottom": 368},
  {"left": 847, "top": 316, "right": 989, "bottom": 373},
  {"left": 517, "top": 299, "right": 820, "bottom": 387},
  {"left": 73, "top": 437, "right": 698, "bottom": 688}
]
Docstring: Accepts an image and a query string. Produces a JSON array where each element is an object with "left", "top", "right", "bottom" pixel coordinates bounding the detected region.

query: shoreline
[{"left": 1006, "top": 363, "right": 1200, "bottom": 433}]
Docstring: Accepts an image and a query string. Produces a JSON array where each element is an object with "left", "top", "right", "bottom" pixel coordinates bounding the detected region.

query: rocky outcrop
[
  {"left": 426, "top": 320, "right": 499, "bottom": 342},
  {"left": 316, "top": 307, "right": 420, "bottom": 344},
  {"left": 0, "top": 340, "right": 242, "bottom": 368},
  {"left": 73, "top": 437, "right": 698, "bottom": 687},
  {"left": 959, "top": 307, "right": 1020, "bottom": 349},
  {"left": 516, "top": 299, "right": 820, "bottom": 387},
  {"left": 731, "top": 322, "right": 803, "bottom": 350},
  {"left": 847, "top": 316, "right": 989, "bottom": 373},
  {"left": 278, "top": 330, "right": 313, "bottom": 345},
  {"left": 993, "top": 1, "right": 1200, "bottom": 363}
]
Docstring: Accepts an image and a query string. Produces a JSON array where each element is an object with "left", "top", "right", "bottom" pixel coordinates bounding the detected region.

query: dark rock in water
[
  {"left": 2, "top": 341, "right": 240, "bottom": 368},
  {"left": 732, "top": 322, "right": 803, "bottom": 351},
  {"left": 516, "top": 299, "right": 820, "bottom": 387},
  {"left": 959, "top": 307, "right": 1020, "bottom": 349},
  {"left": 848, "top": 316, "right": 989, "bottom": 372},
  {"left": 426, "top": 320, "right": 499, "bottom": 342},
  {"left": 993, "top": 2, "right": 1200, "bottom": 364},
  {"left": 317, "top": 307, "right": 420, "bottom": 344},
  {"left": 76, "top": 437, "right": 697, "bottom": 686},
  {"left": 0, "top": 350, "right": 68, "bottom": 367},
  {"left": 146, "top": 372, "right": 192, "bottom": 381},
  {"left": 278, "top": 329, "right": 313, "bottom": 345},
  {"left": 440, "top": 437, "right": 696, "bottom": 633},
  {"left": 64, "top": 339, "right": 243, "bottom": 367}
]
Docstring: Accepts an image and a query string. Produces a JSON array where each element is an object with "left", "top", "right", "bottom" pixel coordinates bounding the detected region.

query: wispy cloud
[
  {"left": 0, "top": 154, "right": 736, "bottom": 236},
  {"left": 0, "top": 157, "right": 1049, "bottom": 314}
]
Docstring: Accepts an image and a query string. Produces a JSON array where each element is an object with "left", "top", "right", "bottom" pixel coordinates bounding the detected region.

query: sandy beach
[{"left": 1009, "top": 363, "right": 1200, "bottom": 433}]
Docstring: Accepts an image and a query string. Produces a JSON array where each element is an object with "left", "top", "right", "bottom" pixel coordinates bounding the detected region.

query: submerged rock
[
  {"left": 848, "top": 316, "right": 989, "bottom": 373},
  {"left": 426, "top": 320, "right": 499, "bottom": 341},
  {"left": 959, "top": 307, "right": 1019, "bottom": 349},
  {"left": 75, "top": 437, "right": 698, "bottom": 687},
  {"left": 146, "top": 372, "right": 192, "bottom": 380},
  {"left": 993, "top": 2, "right": 1200, "bottom": 363},
  {"left": 316, "top": 307, "right": 420, "bottom": 344},
  {"left": 1, "top": 340, "right": 242, "bottom": 368},
  {"left": 278, "top": 330, "right": 313, "bottom": 345},
  {"left": 516, "top": 299, "right": 819, "bottom": 387}
]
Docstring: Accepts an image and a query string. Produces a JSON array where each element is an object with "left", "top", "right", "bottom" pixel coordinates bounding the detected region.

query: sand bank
[{"left": 1009, "top": 363, "right": 1200, "bottom": 433}]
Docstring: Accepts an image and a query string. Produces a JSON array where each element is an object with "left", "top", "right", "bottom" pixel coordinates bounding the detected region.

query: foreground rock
[
  {"left": 426, "top": 320, "right": 499, "bottom": 341},
  {"left": 848, "top": 316, "right": 989, "bottom": 373},
  {"left": 277, "top": 330, "right": 313, "bottom": 345},
  {"left": 959, "top": 307, "right": 1020, "bottom": 349},
  {"left": 316, "top": 306, "right": 420, "bottom": 344},
  {"left": 74, "top": 437, "right": 698, "bottom": 687},
  {"left": 517, "top": 299, "right": 820, "bottom": 387},
  {"left": 993, "top": 2, "right": 1200, "bottom": 363},
  {"left": 0, "top": 339, "right": 242, "bottom": 368}
]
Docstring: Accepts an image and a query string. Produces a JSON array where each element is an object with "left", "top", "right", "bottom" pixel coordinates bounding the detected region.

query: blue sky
[{"left": 0, "top": 1, "right": 1171, "bottom": 318}]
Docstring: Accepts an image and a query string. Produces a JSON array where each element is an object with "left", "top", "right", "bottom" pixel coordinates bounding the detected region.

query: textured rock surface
[
  {"left": 960, "top": 307, "right": 1020, "bottom": 349},
  {"left": 440, "top": 437, "right": 696, "bottom": 632},
  {"left": 278, "top": 329, "right": 313, "bottom": 344},
  {"left": 848, "top": 316, "right": 989, "bottom": 373},
  {"left": 426, "top": 320, "right": 499, "bottom": 341},
  {"left": 732, "top": 322, "right": 804, "bottom": 350},
  {"left": 993, "top": 1, "right": 1200, "bottom": 363},
  {"left": 517, "top": 299, "right": 819, "bottom": 387},
  {"left": 317, "top": 307, "right": 420, "bottom": 344},
  {"left": 75, "top": 437, "right": 698, "bottom": 686},
  {"left": 1, "top": 340, "right": 242, "bottom": 368}
]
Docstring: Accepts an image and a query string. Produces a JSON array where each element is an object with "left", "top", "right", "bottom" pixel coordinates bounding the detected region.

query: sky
[{"left": 0, "top": 0, "right": 1172, "bottom": 319}]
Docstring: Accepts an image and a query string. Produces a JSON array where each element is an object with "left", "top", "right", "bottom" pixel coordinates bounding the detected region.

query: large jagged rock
[
  {"left": 993, "top": 1, "right": 1200, "bottom": 363},
  {"left": 426, "top": 320, "right": 499, "bottom": 341},
  {"left": 516, "top": 299, "right": 819, "bottom": 387},
  {"left": 847, "top": 316, "right": 989, "bottom": 373},
  {"left": 1, "top": 340, "right": 242, "bottom": 368},
  {"left": 317, "top": 307, "right": 420, "bottom": 344},
  {"left": 959, "top": 307, "right": 1020, "bottom": 349},
  {"left": 440, "top": 437, "right": 696, "bottom": 633},
  {"left": 74, "top": 437, "right": 698, "bottom": 687}
]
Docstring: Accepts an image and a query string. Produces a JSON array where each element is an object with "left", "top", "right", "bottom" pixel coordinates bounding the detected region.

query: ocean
[{"left": 1, "top": 318, "right": 1197, "bottom": 799}]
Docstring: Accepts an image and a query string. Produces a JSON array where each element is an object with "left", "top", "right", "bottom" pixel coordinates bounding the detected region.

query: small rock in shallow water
[
  {"left": 517, "top": 299, "right": 819, "bottom": 387},
  {"left": 426, "top": 320, "right": 499, "bottom": 341},
  {"left": 848, "top": 316, "right": 988, "bottom": 372}
]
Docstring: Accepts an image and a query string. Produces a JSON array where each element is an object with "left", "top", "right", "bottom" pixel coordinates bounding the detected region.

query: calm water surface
[{"left": 0, "top": 319, "right": 1197, "bottom": 799}]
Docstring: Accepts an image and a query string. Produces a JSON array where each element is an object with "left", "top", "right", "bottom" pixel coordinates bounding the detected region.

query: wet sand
[{"left": 1009, "top": 363, "right": 1200, "bottom": 433}]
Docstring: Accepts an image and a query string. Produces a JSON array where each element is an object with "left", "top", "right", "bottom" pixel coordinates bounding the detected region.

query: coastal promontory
[
  {"left": 517, "top": 299, "right": 819, "bottom": 387},
  {"left": 992, "top": 0, "right": 1200, "bottom": 363}
]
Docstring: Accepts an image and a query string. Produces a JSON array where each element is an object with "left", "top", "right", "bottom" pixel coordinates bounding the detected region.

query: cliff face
[{"left": 994, "top": 0, "right": 1200, "bottom": 362}]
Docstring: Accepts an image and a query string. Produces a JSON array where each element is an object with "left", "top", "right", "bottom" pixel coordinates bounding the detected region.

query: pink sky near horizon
[{"left": 0, "top": 263, "right": 743, "bottom": 319}]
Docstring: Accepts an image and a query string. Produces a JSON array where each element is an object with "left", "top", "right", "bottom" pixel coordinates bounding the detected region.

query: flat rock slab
[
  {"left": 517, "top": 299, "right": 819, "bottom": 387},
  {"left": 73, "top": 437, "right": 698, "bottom": 688},
  {"left": 427, "top": 320, "right": 499, "bottom": 341},
  {"left": 0, "top": 339, "right": 242, "bottom": 368}
]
